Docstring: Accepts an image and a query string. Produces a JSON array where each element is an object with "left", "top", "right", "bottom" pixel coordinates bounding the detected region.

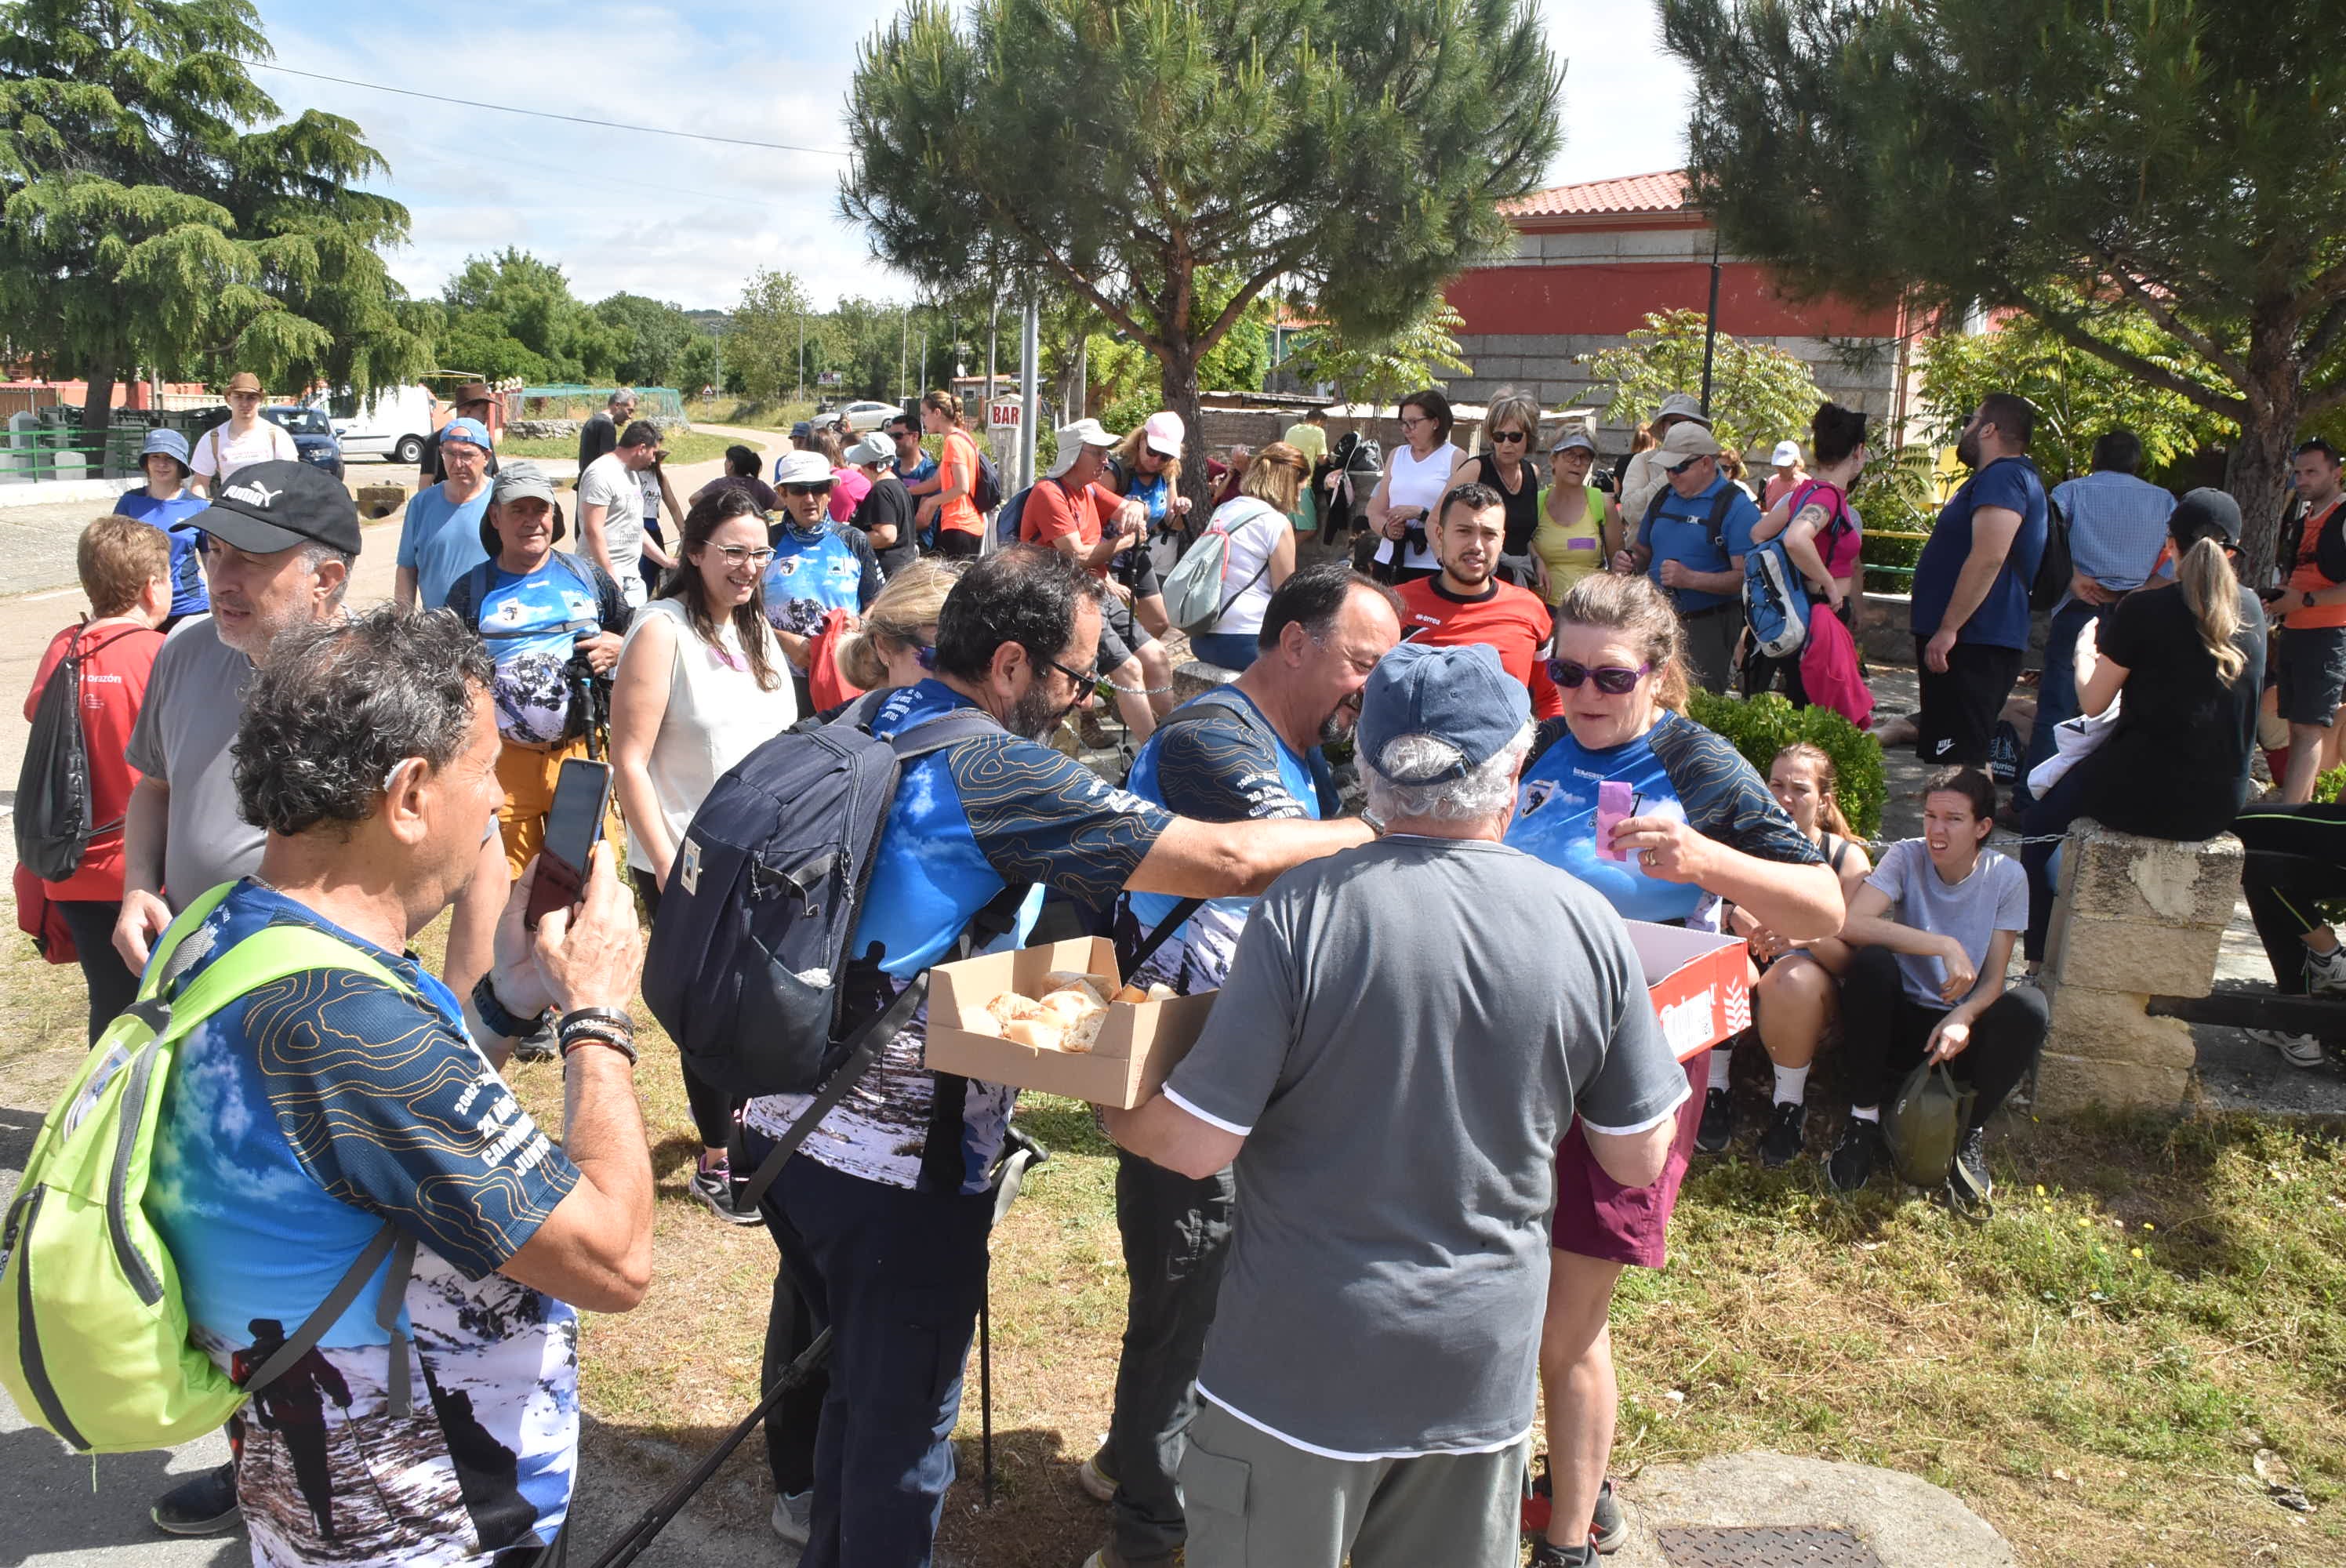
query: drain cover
[{"left": 1657, "top": 1525, "right": 1885, "bottom": 1566}]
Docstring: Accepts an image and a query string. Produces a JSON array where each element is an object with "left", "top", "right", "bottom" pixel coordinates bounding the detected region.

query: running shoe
[
  {"left": 1825, "top": 1117, "right": 1886, "bottom": 1192},
  {"left": 1077, "top": 1444, "right": 1118, "bottom": 1504},
  {"left": 2247, "top": 1028, "right": 2330, "bottom": 1070},
  {"left": 1756, "top": 1102, "right": 1807, "bottom": 1169},
  {"left": 1694, "top": 1088, "right": 1734, "bottom": 1154},
  {"left": 691, "top": 1163, "right": 764, "bottom": 1226},
  {"left": 151, "top": 1465, "right": 239, "bottom": 1536},
  {"left": 1949, "top": 1127, "right": 1993, "bottom": 1211},
  {"left": 771, "top": 1489, "right": 812, "bottom": 1546}
]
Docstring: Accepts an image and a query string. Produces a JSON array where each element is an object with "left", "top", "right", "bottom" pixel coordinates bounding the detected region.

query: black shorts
[
  {"left": 934, "top": 529, "right": 982, "bottom": 560},
  {"left": 1095, "top": 591, "right": 1154, "bottom": 675},
  {"left": 2275, "top": 622, "right": 2346, "bottom": 726},
  {"left": 1113, "top": 546, "right": 1162, "bottom": 599},
  {"left": 1914, "top": 638, "right": 2023, "bottom": 768}
]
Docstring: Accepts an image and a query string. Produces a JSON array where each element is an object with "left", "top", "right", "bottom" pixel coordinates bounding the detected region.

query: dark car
[{"left": 262, "top": 404, "right": 344, "bottom": 481}]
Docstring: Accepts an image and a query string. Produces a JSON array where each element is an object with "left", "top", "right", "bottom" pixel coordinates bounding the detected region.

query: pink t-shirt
[
  {"left": 829, "top": 466, "right": 873, "bottom": 524},
  {"left": 1786, "top": 479, "right": 1862, "bottom": 581}
]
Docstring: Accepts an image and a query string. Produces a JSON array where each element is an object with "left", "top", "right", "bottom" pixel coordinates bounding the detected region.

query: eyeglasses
[
  {"left": 1547, "top": 659, "right": 1652, "bottom": 695},
  {"left": 783, "top": 483, "right": 834, "bottom": 497},
  {"left": 1398, "top": 415, "right": 1430, "bottom": 430},
  {"left": 1491, "top": 429, "right": 1527, "bottom": 445},
  {"left": 709, "top": 544, "right": 776, "bottom": 568}
]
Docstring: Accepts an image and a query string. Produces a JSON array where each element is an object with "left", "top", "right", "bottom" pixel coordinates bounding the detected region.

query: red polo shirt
[{"left": 1394, "top": 575, "right": 1563, "bottom": 720}]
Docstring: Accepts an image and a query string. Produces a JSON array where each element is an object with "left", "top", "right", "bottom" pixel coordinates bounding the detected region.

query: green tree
[
  {"left": 437, "top": 249, "right": 621, "bottom": 383},
  {"left": 842, "top": 0, "right": 1560, "bottom": 508},
  {"left": 1578, "top": 309, "right": 1823, "bottom": 459},
  {"left": 595, "top": 292, "right": 699, "bottom": 389},
  {"left": 0, "top": 0, "right": 427, "bottom": 432},
  {"left": 1284, "top": 298, "right": 1475, "bottom": 410},
  {"left": 1917, "top": 307, "right": 2237, "bottom": 483},
  {"left": 727, "top": 268, "right": 823, "bottom": 404},
  {"left": 1660, "top": 0, "right": 2346, "bottom": 575}
]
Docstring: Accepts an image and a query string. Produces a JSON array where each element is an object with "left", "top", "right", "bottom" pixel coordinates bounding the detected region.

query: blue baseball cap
[
  {"left": 439, "top": 416, "right": 492, "bottom": 450},
  {"left": 140, "top": 428, "right": 191, "bottom": 467},
  {"left": 1355, "top": 641, "right": 1530, "bottom": 784}
]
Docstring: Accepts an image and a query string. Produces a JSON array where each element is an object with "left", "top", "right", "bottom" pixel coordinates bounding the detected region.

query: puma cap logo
[{"left": 222, "top": 479, "right": 283, "bottom": 508}]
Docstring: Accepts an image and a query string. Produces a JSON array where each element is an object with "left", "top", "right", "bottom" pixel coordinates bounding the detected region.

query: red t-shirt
[
  {"left": 24, "top": 620, "right": 164, "bottom": 900},
  {"left": 1021, "top": 475, "right": 1124, "bottom": 578},
  {"left": 1393, "top": 576, "right": 1563, "bottom": 720}
]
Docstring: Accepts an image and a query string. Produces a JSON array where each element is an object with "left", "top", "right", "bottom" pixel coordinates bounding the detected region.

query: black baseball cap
[
  {"left": 2170, "top": 487, "right": 2242, "bottom": 547},
  {"left": 200, "top": 460, "right": 362, "bottom": 555}
]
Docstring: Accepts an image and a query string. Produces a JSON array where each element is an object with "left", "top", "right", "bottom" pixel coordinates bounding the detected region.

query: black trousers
[
  {"left": 1914, "top": 639, "right": 2024, "bottom": 768},
  {"left": 633, "top": 869, "right": 738, "bottom": 1149},
  {"left": 2231, "top": 801, "right": 2346, "bottom": 993},
  {"left": 1839, "top": 944, "right": 2049, "bottom": 1125},
  {"left": 55, "top": 898, "right": 137, "bottom": 1044}
]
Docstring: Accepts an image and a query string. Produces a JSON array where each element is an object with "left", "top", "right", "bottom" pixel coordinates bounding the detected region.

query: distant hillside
[{"left": 683, "top": 309, "right": 732, "bottom": 336}]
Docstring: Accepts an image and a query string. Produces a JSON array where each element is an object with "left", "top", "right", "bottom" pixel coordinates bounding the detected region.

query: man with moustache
[
  {"left": 737, "top": 545, "right": 1376, "bottom": 1568},
  {"left": 1076, "top": 563, "right": 1404, "bottom": 1568},
  {"left": 1394, "top": 483, "right": 1563, "bottom": 719}
]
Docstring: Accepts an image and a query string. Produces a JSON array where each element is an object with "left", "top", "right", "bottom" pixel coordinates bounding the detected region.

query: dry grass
[{"left": 6, "top": 914, "right": 2341, "bottom": 1566}]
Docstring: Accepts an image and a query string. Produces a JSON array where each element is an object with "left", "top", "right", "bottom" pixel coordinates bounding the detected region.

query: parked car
[
  {"left": 262, "top": 405, "right": 344, "bottom": 480},
  {"left": 328, "top": 383, "right": 438, "bottom": 466},
  {"left": 838, "top": 400, "right": 902, "bottom": 434}
]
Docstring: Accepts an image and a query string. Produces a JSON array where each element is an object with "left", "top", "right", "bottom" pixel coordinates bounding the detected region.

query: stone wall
[{"left": 2037, "top": 819, "right": 2243, "bottom": 1113}]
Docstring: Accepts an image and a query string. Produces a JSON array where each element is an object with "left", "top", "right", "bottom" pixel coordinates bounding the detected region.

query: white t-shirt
[
  {"left": 1372, "top": 441, "right": 1459, "bottom": 573},
  {"left": 577, "top": 452, "right": 645, "bottom": 597},
  {"left": 1205, "top": 498, "right": 1288, "bottom": 636},
  {"left": 1865, "top": 840, "right": 2028, "bottom": 1007},
  {"left": 191, "top": 420, "right": 297, "bottom": 485},
  {"left": 616, "top": 599, "right": 798, "bottom": 873}
]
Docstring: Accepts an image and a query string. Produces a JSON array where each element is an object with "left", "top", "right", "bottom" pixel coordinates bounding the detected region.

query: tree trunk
[
  {"left": 2233, "top": 308, "right": 2307, "bottom": 586},
  {"left": 1160, "top": 343, "right": 1212, "bottom": 524},
  {"left": 80, "top": 358, "right": 117, "bottom": 443}
]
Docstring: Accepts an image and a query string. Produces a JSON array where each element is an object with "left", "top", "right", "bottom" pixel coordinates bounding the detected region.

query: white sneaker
[
  {"left": 771, "top": 1489, "right": 812, "bottom": 1546},
  {"left": 2306, "top": 946, "right": 2346, "bottom": 996},
  {"left": 2246, "top": 1028, "right": 2329, "bottom": 1069}
]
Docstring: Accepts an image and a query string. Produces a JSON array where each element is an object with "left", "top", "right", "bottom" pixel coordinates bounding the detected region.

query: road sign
[
  {"left": 816, "top": 370, "right": 843, "bottom": 387},
  {"left": 989, "top": 397, "right": 1023, "bottom": 430}
]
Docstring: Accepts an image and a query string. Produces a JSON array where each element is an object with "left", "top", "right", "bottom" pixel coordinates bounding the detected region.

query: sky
[{"left": 249, "top": 0, "right": 1693, "bottom": 318}]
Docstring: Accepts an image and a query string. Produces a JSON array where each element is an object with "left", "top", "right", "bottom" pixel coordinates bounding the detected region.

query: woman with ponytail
[{"left": 2020, "top": 487, "right": 2268, "bottom": 962}]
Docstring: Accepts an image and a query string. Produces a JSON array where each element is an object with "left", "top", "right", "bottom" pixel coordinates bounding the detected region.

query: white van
[{"left": 329, "top": 385, "right": 439, "bottom": 466}]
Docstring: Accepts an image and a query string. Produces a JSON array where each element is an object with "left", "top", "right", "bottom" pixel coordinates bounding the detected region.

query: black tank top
[{"left": 1469, "top": 451, "right": 1543, "bottom": 556}]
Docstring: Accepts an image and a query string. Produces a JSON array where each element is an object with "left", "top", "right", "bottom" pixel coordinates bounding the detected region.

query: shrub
[{"left": 1683, "top": 691, "right": 1887, "bottom": 840}]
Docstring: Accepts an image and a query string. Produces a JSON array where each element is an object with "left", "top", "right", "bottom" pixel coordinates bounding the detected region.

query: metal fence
[
  {"left": 0, "top": 405, "right": 218, "bottom": 483},
  {"left": 516, "top": 385, "right": 688, "bottom": 423}
]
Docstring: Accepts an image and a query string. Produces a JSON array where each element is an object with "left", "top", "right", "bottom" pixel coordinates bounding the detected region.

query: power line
[{"left": 241, "top": 60, "right": 855, "bottom": 158}]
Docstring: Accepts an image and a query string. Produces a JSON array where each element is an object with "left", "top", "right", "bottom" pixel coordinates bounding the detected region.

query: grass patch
[
  {"left": 498, "top": 430, "right": 734, "bottom": 467},
  {"left": 681, "top": 398, "right": 819, "bottom": 434}
]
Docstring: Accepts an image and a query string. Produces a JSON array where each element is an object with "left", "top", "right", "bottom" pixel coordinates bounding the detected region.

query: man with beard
[
  {"left": 737, "top": 546, "right": 1377, "bottom": 1568},
  {"left": 1908, "top": 393, "right": 2048, "bottom": 768},
  {"left": 1077, "top": 564, "right": 1402, "bottom": 1568},
  {"left": 1394, "top": 483, "right": 1563, "bottom": 719}
]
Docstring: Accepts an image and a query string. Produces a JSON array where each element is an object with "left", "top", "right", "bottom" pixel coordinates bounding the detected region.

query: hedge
[{"left": 1683, "top": 691, "right": 1887, "bottom": 840}]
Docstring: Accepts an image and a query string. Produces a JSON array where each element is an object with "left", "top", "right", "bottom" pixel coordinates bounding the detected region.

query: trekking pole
[
  {"left": 980, "top": 1259, "right": 996, "bottom": 1509},
  {"left": 582, "top": 1327, "right": 834, "bottom": 1568},
  {"left": 342, "top": 1412, "right": 434, "bottom": 1532}
]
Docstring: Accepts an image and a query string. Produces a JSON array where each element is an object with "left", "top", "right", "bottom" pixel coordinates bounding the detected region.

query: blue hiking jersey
[
  {"left": 115, "top": 489, "right": 212, "bottom": 616},
  {"left": 764, "top": 522, "right": 877, "bottom": 637}
]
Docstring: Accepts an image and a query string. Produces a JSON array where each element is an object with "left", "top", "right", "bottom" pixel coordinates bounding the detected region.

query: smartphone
[
  {"left": 525, "top": 759, "right": 613, "bottom": 930},
  {"left": 1595, "top": 780, "right": 1635, "bottom": 862}
]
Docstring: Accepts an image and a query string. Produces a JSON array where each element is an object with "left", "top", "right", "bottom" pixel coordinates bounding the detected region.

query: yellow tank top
[{"left": 1532, "top": 484, "right": 1610, "bottom": 604}]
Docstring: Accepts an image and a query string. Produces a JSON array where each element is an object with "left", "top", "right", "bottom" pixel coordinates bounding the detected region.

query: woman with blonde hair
[
  {"left": 1505, "top": 570, "right": 1843, "bottom": 1568},
  {"left": 1450, "top": 387, "right": 1545, "bottom": 588},
  {"left": 1187, "top": 441, "right": 1309, "bottom": 670},
  {"left": 2020, "top": 487, "right": 2265, "bottom": 964},
  {"left": 917, "top": 388, "right": 986, "bottom": 557},
  {"left": 832, "top": 557, "right": 966, "bottom": 694},
  {"left": 1102, "top": 411, "right": 1191, "bottom": 635}
]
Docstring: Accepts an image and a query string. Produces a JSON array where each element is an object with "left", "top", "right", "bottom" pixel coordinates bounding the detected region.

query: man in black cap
[{"left": 121, "top": 459, "right": 363, "bottom": 1539}]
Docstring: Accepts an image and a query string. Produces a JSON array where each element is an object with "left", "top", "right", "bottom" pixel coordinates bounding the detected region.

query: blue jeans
[
  {"left": 2015, "top": 599, "right": 2103, "bottom": 811},
  {"left": 746, "top": 1138, "right": 993, "bottom": 1568},
  {"left": 1188, "top": 630, "right": 1260, "bottom": 672}
]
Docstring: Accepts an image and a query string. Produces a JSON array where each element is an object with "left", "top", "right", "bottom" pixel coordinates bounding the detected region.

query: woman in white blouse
[
  {"left": 608, "top": 484, "right": 798, "bottom": 1224},
  {"left": 1366, "top": 386, "right": 1462, "bottom": 586}
]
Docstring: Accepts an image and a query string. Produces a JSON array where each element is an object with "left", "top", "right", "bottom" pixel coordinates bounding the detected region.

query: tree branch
[
  {"left": 2012, "top": 287, "right": 2247, "bottom": 423},
  {"left": 970, "top": 187, "right": 1160, "bottom": 349},
  {"left": 2303, "top": 295, "right": 2346, "bottom": 366},
  {"left": 1190, "top": 252, "right": 1304, "bottom": 363},
  {"left": 2304, "top": 380, "right": 2346, "bottom": 421},
  {"left": 2097, "top": 248, "right": 2248, "bottom": 383}
]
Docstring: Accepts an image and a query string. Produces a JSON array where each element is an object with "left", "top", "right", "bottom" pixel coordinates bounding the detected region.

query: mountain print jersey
[
  {"left": 145, "top": 882, "right": 583, "bottom": 1568},
  {"left": 447, "top": 554, "right": 619, "bottom": 746},
  {"left": 743, "top": 679, "right": 1170, "bottom": 1194},
  {"left": 761, "top": 522, "right": 880, "bottom": 638},
  {"left": 1505, "top": 708, "right": 1820, "bottom": 929},
  {"left": 1121, "top": 687, "right": 1318, "bottom": 993}
]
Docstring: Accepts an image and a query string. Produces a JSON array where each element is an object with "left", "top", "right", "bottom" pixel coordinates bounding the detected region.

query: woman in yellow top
[{"left": 1531, "top": 426, "right": 1622, "bottom": 603}]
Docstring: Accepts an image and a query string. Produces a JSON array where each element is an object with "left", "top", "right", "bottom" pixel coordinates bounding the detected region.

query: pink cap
[{"left": 1143, "top": 411, "right": 1185, "bottom": 457}]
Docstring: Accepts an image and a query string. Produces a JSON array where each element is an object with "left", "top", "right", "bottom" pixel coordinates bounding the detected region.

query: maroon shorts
[{"left": 1549, "top": 1051, "right": 1707, "bottom": 1270}]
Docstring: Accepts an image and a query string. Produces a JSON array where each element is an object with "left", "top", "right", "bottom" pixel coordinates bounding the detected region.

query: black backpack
[
  {"left": 15, "top": 626, "right": 140, "bottom": 882},
  {"left": 972, "top": 447, "right": 1004, "bottom": 514},
  {"left": 2028, "top": 492, "right": 2072, "bottom": 612}
]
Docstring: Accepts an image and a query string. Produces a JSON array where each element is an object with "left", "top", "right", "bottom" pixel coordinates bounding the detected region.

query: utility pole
[
  {"left": 918, "top": 324, "right": 929, "bottom": 402},
  {"left": 986, "top": 296, "right": 999, "bottom": 405},
  {"left": 1699, "top": 228, "right": 1723, "bottom": 417},
  {"left": 899, "top": 309, "right": 908, "bottom": 411},
  {"left": 1018, "top": 294, "right": 1040, "bottom": 491},
  {"left": 796, "top": 312, "right": 804, "bottom": 405}
]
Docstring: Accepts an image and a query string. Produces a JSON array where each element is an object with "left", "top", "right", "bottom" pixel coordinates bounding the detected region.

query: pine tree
[
  {"left": 1660, "top": 0, "right": 2346, "bottom": 574},
  {"left": 842, "top": 0, "right": 1560, "bottom": 507},
  {"left": 0, "top": 0, "right": 427, "bottom": 433}
]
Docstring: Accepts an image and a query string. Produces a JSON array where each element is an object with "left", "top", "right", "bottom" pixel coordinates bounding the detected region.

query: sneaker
[
  {"left": 151, "top": 1464, "right": 240, "bottom": 1536},
  {"left": 1694, "top": 1087, "right": 1734, "bottom": 1154},
  {"left": 1949, "top": 1127, "right": 1993, "bottom": 1211},
  {"left": 512, "top": 1017, "right": 557, "bottom": 1063},
  {"left": 770, "top": 1489, "right": 812, "bottom": 1546},
  {"left": 2307, "top": 945, "right": 2346, "bottom": 996},
  {"left": 690, "top": 1161, "right": 764, "bottom": 1226},
  {"left": 2247, "top": 1028, "right": 2330, "bottom": 1069},
  {"left": 1825, "top": 1117, "right": 1886, "bottom": 1192},
  {"left": 1531, "top": 1544, "right": 1600, "bottom": 1567},
  {"left": 1756, "top": 1102, "right": 1807, "bottom": 1169},
  {"left": 1589, "top": 1476, "right": 1625, "bottom": 1553},
  {"left": 1076, "top": 1444, "right": 1117, "bottom": 1504}
]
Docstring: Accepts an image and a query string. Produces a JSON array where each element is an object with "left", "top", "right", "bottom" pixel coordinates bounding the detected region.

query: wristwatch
[
  {"left": 2306, "top": 592, "right": 2319, "bottom": 608},
  {"left": 471, "top": 972, "right": 544, "bottom": 1040}
]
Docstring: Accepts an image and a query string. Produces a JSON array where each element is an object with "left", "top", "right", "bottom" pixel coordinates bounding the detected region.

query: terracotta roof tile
[{"left": 1502, "top": 170, "right": 1692, "bottom": 219}]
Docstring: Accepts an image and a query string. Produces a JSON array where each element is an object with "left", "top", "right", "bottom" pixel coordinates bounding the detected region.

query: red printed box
[{"left": 1629, "top": 921, "right": 1751, "bottom": 1062}]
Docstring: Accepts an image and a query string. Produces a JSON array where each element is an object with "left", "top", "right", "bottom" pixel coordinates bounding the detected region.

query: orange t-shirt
[
  {"left": 1020, "top": 476, "right": 1122, "bottom": 577},
  {"left": 938, "top": 430, "right": 983, "bottom": 536},
  {"left": 2286, "top": 500, "right": 2346, "bottom": 628}
]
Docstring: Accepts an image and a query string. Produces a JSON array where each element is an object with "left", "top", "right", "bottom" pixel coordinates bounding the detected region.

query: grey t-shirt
[
  {"left": 1865, "top": 839, "right": 2028, "bottom": 1007},
  {"left": 1165, "top": 836, "right": 1687, "bottom": 1458},
  {"left": 122, "top": 615, "right": 263, "bottom": 909},
  {"left": 576, "top": 452, "right": 644, "bottom": 581}
]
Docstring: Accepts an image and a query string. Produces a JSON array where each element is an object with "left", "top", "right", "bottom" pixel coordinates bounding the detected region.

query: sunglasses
[
  {"left": 1547, "top": 659, "right": 1651, "bottom": 695},
  {"left": 1491, "top": 430, "right": 1527, "bottom": 445},
  {"left": 1666, "top": 457, "right": 1707, "bottom": 475},
  {"left": 1040, "top": 653, "right": 1092, "bottom": 691},
  {"left": 783, "top": 483, "right": 834, "bottom": 497}
]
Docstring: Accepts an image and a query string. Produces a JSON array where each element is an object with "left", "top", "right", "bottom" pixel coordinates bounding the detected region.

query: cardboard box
[
  {"left": 1629, "top": 920, "right": 1751, "bottom": 1062},
  {"left": 924, "top": 936, "right": 1218, "bottom": 1108}
]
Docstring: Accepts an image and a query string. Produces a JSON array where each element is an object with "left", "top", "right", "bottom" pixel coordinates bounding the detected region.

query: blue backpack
[{"left": 992, "top": 484, "right": 1033, "bottom": 550}]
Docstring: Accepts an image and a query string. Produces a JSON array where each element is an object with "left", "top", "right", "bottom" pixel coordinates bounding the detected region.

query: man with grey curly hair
[
  {"left": 1102, "top": 641, "right": 1690, "bottom": 1568},
  {"left": 144, "top": 604, "right": 652, "bottom": 1567}
]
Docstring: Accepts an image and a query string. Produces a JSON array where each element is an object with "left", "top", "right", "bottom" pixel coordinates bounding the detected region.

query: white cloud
[{"left": 1538, "top": 1, "right": 1696, "bottom": 186}]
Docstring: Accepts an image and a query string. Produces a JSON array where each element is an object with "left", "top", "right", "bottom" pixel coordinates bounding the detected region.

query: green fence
[
  {"left": 517, "top": 386, "right": 688, "bottom": 423},
  {"left": 0, "top": 405, "right": 218, "bottom": 483}
]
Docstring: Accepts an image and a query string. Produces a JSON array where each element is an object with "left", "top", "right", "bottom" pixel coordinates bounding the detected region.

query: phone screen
[{"left": 525, "top": 760, "right": 612, "bottom": 929}]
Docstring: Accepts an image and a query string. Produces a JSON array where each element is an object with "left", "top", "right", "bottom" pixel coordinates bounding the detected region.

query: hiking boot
[
  {"left": 1589, "top": 1476, "right": 1625, "bottom": 1553},
  {"left": 770, "top": 1489, "right": 812, "bottom": 1546},
  {"left": 1077, "top": 1444, "right": 1118, "bottom": 1504},
  {"left": 1756, "top": 1102, "right": 1807, "bottom": 1169},
  {"left": 1825, "top": 1117, "right": 1886, "bottom": 1192},
  {"left": 1694, "top": 1087, "right": 1734, "bottom": 1154},
  {"left": 1949, "top": 1127, "right": 1993, "bottom": 1211},
  {"left": 691, "top": 1160, "right": 764, "bottom": 1226},
  {"left": 1531, "top": 1543, "right": 1600, "bottom": 1567},
  {"left": 2307, "top": 945, "right": 2346, "bottom": 996},
  {"left": 2247, "top": 1028, "right": 2330, "bottom": 1070},
  {"left": 511, "top": 1016, "right": 558, "bottom": 1063},
  {"left": 151, "top": 1464, "right": 240, "bottom": 1536}
]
